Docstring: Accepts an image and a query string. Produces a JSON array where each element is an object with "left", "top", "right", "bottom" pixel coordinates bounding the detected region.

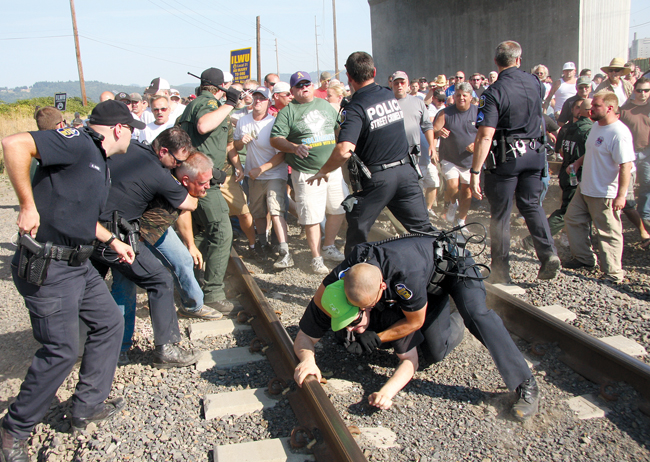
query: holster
[
  {"left": 17, "top": 235, "right": 51, "bottom": 286},
  {"left": 409, "top": 145, "right": 423, "bottom": 180}
]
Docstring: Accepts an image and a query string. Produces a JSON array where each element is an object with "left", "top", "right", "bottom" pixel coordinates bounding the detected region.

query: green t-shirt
[
  {"left": 177, "top": 90, "right": 229, "bottom": 166},
  {"left": 270, "top": 98, "right": 338, "bottom": 174}
]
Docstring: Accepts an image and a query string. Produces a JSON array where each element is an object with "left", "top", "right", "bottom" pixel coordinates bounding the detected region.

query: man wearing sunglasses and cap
[
  {"left": 177, "top": 68, "right": 243, "bottom": 314},
  {"left": 293, "top": 233, "right": 540, "bottom": 421},
  {"left": 593, "top": 57, "right": 634, "bottom": 106},
  {"left": 0, "top": 100, "right": 140, "bottom": 460}
]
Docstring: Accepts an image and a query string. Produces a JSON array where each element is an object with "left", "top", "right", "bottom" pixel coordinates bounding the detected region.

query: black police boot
[
  {"left": 537, "top": 255, "right": 561, "bottom": 280},
  {"left": 1, "top": 426, "right": 28, "bottom": 462},
  {"left": 71, "top": 397, "right": 125, "bottom": 432},
  {"left": 153, "top": 343, "right": 201, "bottom": 369},
  {"left": 511, "top": 376, "right": 539, "bottom": 421}
]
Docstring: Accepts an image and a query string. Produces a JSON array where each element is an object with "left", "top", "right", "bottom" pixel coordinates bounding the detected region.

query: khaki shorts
[
  {"left": 248, "top": 178, "right": 287, "bottom": 219},
  {"left": 441, "top": 159, "right": 471, "bottom": 184},
  {"left": 221, "top": 174, "right": 250, "bottom": 216},
  {"left": 292, "top": 167, "right": 348, "bottom": 225},
  {"left": 420, "top": 162, "right": 440, "bottom": 189}
]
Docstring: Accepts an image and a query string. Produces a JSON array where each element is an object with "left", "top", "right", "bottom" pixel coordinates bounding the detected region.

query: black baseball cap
[
  {"left": 200, "top": 68, "right": 225, "bottom": 87},
  {"left": 88, "top": 100, "right": 146, "bottom": 129}
]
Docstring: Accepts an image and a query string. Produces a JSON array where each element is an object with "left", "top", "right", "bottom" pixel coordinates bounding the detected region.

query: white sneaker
[
  {"left": 311, "top": 256, "right": 330, "bottom": 274},
  {"left": 428, "top": 209, "right": 438, "bottom": 219},
  {"left": 446, "top": 201, "right": 458, "bottom": 223},
  {"left": 321, "top": 245, "right": 345, "bottom": 262},
  {"left": 456, "top": 218, "right": 466, "bottom": 227},
  {"left": 273, "top": 250, "right": 294, "bottom": 269}
]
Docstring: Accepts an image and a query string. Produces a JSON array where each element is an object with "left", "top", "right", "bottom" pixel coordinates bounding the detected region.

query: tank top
[
  {"left": 438, "top": 104, "right": 478, "bottom": 169},
  {"left": 553, "top": 80, "right": 577, "bottom": 112}
]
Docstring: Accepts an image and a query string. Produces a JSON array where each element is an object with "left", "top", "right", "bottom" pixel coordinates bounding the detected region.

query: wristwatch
[
  {"left": 470, "top": 168, "right": 481, "bottom": 175},
  {"left": 105, "top": 233, "right": 118, "bottom": 246}
]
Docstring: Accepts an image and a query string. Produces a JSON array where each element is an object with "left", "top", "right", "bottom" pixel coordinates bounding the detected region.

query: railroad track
[{"left": 207, "top": 224, "right": 649, "bottom": 461}]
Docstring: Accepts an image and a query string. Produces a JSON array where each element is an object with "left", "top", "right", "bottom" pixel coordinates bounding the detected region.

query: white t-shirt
[
  {"left": 234, "top": 113, "right": 287, "bottom": 180},
  {"left": 611, "top": 82, "right": 628, "bottom": 107},
  {"left": 131, "top": 112, "right": 143, "bottom": 140},
  {"left": 139, "top": 120, "right": 175, "bottom": 145},
  {"left": 581, "top": 120, "right": 635, "bottom": 198}
]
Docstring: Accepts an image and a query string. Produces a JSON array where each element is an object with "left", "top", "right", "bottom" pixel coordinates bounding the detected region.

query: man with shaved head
[
  {"left": 99, "top": 91, "right": 115, "bottom": 102},
  {"left": 293, "top": 233, "right": 540, "bottom": 421}
]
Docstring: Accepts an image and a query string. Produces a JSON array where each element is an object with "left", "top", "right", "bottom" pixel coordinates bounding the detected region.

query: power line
[
  {"left": 0, "top": 35, "right": 71, "bottom": 41},
  {"left": 169, "top": 0, "right": 253, "bottom": 41},
  {"left": 630, "top": 20, "right": 650, "bottom": 29}
]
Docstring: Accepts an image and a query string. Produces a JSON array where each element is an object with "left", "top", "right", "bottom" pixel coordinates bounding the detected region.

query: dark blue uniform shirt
[
  {"left": 338, "top": 83, "right": 409, "bottom": 166},
  {"left": 30, "top": 127, "right": 111, "bottom": 246}
]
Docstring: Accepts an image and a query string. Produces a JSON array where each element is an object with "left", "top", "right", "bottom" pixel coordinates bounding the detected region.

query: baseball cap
[
  {"left": 290, "top": 71, "right": 312, "bottom": 87},
  {"left": 563, "top": 62, "right": 576, "bottom": 71},
  {"left": 272, "top": 82, "right": 291, "bottom": 94},
  {"left": 252, "top": 87, "right": 271, "bottom": 99},
  {"left": 115, "top": 92, "right": 131, "bottom": 102},
  {"left": 144, "top": 77, "right": 171, "bottom": 95},
  {"left": 170, "top": 89, "right": 181, "bottom": 99},
  {"left": 129, "top": 93, "right": 143, "bottom": 102},
  {"left": 391, "top": 71, "right": 408, "bottom": 82},
  {"left": 200, "top": 68, "right": 225, "bottom": 88},
  {"left": 88, "top": 100, "right": 146, "bottom": 129},
  {"left": 576, "top": 76, "right": 591, "bottom": 86},
  {"left": 223, "top": 71, "right": 234, "bottom": 83},
  {"left": 320, "top": 280, "right": 360, "bottom": 332}
]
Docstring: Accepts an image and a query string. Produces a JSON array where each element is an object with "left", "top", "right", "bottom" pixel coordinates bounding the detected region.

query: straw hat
[{"left": 600, "top": 58, "right": 631, "bottom": 75}]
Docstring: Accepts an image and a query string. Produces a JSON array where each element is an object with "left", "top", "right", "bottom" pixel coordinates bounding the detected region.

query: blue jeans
[
  {"left": 112, "top": 228, "right": 203, "bottom": 351},
  {"left": 637, "top": 154, "right": 650, "bottom": 222}
]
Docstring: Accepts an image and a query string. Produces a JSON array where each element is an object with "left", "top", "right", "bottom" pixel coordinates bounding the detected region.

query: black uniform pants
[
  {"left": 436, "top": 256, "right": 532, "bottom": 390},
  {"left": 4, "top": 258, "right": 123, "bottom": 439},
  {"left": 484, "top": 150, "right": 556, "bottom": 280},
  {"left": 419, "top": 293, "right": 464, "bottom": 365},
  {"left": 91, "top": 244, "right": 181, "bottom": 346},
  {"left": 345, "top": 163, "right": 434, "bottom": 255}
]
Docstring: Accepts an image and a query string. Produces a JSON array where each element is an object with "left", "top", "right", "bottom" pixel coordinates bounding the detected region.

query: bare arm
[
  {"left": 293, "top": 329, "right": 322, "bottom": 387},
  {"left": 613, "top": 162, "right": 632, "bottom": 211},
  {"left": 249, "top": 152, "right": 286, "bottom": 180},
  {"left": 3, "top": 133, "right": 40, "bottom": 236},
  {"left": 305, "top": 141, "right": 354, "bottom": 185},
  {"left": 377, "top": 306, "right": 426, "bottom": 343},
  {"left": 177, "top": 193, "right": 198, "bottom": 211},
  {"left": 176, "top": 211, "right": 202, "bottom": 268},
  {"left": 196, "top": 102, "right": 234, "bottom": 135},
  {"left": 432, "top": 112, "right": 449, "bottom": 139},
  {"left": 270, "top": 136, "right": 310, "bottom": 159},
  {"left": 469, "top": 126, "right": 496, "bottom": 200},
  {"left": 368, "top": 348, "right": 419, "bottom": 410},
  {"left": 227, "top": 142, "right": 245, "bottom": 182},
  {"left": 95, "top": 223, "right": 135, "bottom": 264},
  {"left": 424, "top": 129, "right": 437, "bottom": 162},
  {"left": 543, "top": 80, "right": 561, "bottom": 111}
]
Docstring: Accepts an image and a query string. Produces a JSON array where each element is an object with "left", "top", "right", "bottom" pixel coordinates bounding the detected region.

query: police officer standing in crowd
[
  {"left": 307, "top": 52, "right": 435, "bottom": 255},
  {"left": 470, "top": 41, "right": 561, "bottom": 283},
  {"left": 0, "top": 101, "right": 140, "bottom": 461},
  {"left": 293, "top": 233, "right": 540, "bottom": 420}
]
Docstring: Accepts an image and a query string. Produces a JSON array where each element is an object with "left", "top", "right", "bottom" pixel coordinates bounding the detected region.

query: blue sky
[{"left": 2, "top": 0, "right": 648, "bottom": 89}]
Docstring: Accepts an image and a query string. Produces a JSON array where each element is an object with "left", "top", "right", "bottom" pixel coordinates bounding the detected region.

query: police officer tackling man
[
  {"left": 91, "top": 126, "right": 203, "bottom": 369},
  {"left": 0, "top": 101, "right": 142, "bottom": 462},
  {"left": 307, "top": 52, "right": 435, "bottom": 256},
  {"left": 293, "top": 234, "right": 540, "bottom": 420},
  {"left": 178, "top": 68, "right": 243, "bottom": 313},
  {"left": 470, "top": 40, "right": 561, "bottom": 283}
]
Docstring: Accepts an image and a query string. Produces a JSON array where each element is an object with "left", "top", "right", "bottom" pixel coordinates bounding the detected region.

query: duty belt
[{"left": 367, "top": 156, "right": 409, "bottom": 174}]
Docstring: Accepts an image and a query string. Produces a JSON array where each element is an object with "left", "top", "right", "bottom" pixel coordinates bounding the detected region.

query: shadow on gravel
[
  {"left": 0, "top": 251, "right": 15, "bottom": 280},
  {"left": 0, "top": 205, "right": 19, "bottom": 212}
]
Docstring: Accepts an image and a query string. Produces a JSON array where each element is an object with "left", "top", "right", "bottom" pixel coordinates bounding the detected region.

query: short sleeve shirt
[
  {"left": 99, "top": 140, "right": 188, "bottom": 222},
  {"left": 338, "top": 83, "right": 409, "bottom": 166},
  {"left": 270, "top": 98, "right": 339, "bottom": 174},
  {"left": 30, "top": 127, "right": 111, "bottom": 246}
]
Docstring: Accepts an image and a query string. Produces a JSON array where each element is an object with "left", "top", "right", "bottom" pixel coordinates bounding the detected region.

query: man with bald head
[
  {"left": 293, "top": 233, "right": 540, "bottom": 421},
  {"left": 99, "top": 91, "right": 115, "bottom": 102}
]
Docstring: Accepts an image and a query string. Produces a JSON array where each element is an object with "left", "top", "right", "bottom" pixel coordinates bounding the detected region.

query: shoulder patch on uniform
[
  {"left": 207, "top": 100, "right": 219, "bottom": 108},
  {"left": 337, "top": 267, "right": 350, "bottom": 279},
  {"left": 171, "top": 174, "right": 181, "bottom": 185},
  {"left": 476, "top": 111, "right": 484, "bottom": 123},
  {"left": 478, "top": 95, "right": 486, "bottom": 109},
  {"left": 340, "top": 110, "right": 346, "bottom": 125},
  {"left": 56, "top": 127, "right": 80, "bottom": 138},
  {"left": 395, "top": 283, "right": 413, "bottom": 300}
]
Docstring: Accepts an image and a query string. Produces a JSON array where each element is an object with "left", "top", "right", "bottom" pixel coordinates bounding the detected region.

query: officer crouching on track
[
  {"left": 306, "top": 51, "right": 435, "bottom": 256},
  {"left": 469, "top": 40, "right": 560, "bottom": 284},
  {"left": 1, "top": 101, "right": 140, "bottom": 461},
  {"left": 293, "top": 233, "right": 540, "bottom": 421}
]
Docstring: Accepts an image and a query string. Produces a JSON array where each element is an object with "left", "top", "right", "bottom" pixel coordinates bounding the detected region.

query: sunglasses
[
  {"left": 635, "top": 88, "right": 650, "bottom": 93},
  {"left": 294, "top": 81, "right": 312, "bottom": 89},
  {"left": 455, "top": 76, "right": 464, "bottom": 79},
  {"left": 168, "top": 150, "right": 185, "bottom": 165},
  {"left": 348, "top": 309, "right": 365, "bottom": 328}
]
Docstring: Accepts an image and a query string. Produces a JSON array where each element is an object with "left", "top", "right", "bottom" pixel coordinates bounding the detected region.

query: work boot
[
  {"left": 206, "top": 299, "right": 240, "bottom": 315},
  {"left": 537, "top": 255, "right": 561, "bottom": 280},
  {"left": 178, "top": 305, "right": 224, "bottom": 320},
  {"left": 562, "top": 258, "right": 596, "bottom": 270},
  {"left": 1, "top": 426, "right": 28, "bottom": 462},
  {"left": 511, "top": 376, "right": 539, "bottom": 421},
  {"left": 71, "top": 398, "right": 125, "bottom": 432},
  {"left": 153, "top": 344, "right": 201, "bottom": 369},
  {"left": 117, "top": 351, "right": 130, "bottom": 366}
]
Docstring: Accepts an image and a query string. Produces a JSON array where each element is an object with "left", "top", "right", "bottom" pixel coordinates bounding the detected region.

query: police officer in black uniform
[
  {"left": 1, "top": 101, "right": 141, "bottom": 461},
  {"left": 293, "top": 233, "right": 540, "bottom": 421},
  {"left": 91, "top": 127, "right": 201, "bottom": 369},
  {"left": 306, "top": 52, "right": 435, "bottom": 255},
  {"left": 470, "top": 40, "right": 561, "bottom": 283}
]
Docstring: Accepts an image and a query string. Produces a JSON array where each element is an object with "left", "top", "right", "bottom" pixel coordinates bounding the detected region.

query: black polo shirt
[
  {"left": 30, "top": 127, "right": 111, "bottom": 246},
  {"left": 338, "top": 82, "right": 409, "bottom": 166},
  {"left": 476, "top": 67, "right": 545, "bottom": 139},
  {"left": 99, "top": 140, "right": 188, "bottom": 222}
]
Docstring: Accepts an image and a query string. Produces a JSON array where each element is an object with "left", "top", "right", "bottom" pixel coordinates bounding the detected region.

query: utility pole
[
  {"left": 275, "top": 38, "right": 279, "bottom": 76},
  {"left": 256, "top": 16, "right": 261, "bottom": 83},
  {"left": 332, "top": 0, "right": 339, "bottom": 77},
  {"left": 69, "top": 0, "right": 87, "bottom": 106},
  {"left": 314, "top": 16, "right": 320, "bottom": 79}
]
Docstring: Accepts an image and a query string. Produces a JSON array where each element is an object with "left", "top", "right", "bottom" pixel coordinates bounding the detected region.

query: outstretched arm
[
  {"left": 368, "top": 348, "right": 419, "bottom": 410},
  {"left": 293, "top": 330, "right": 322, "bottom": 387}
]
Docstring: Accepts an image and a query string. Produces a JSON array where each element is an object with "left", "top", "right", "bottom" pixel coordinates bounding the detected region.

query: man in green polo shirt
[
  {"left": 270, "top": 71, "right": 347, "bottom": 274},
  {"left": 177, "top": 68, "right": 242, "bottom": 313}
]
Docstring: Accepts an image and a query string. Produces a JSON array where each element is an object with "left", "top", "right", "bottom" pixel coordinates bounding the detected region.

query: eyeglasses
[
  {"left": 348, "top": 309, "right": 365, "bottom": 328},
  {"left": 470, "top": 78, "right": 481, "bottom": 81},
  {"left": 455, "top": 76, "right": 464, "bottom": 80},
  {"left": 168, "top": 150, "right": 185, "bottom": 165},
  {"left": 635, "top": 88, "right": 650, "bottom": 93},
  {"left": 152, "top": 107, "right": 169, "bottom": 112},
  {"left": 294, "top": 81, "right": 312, "bottom": 89}
]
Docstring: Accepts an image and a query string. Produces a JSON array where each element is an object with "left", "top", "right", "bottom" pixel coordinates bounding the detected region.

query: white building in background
[{"left": 630, "top": 33, "right": 650, "bottom": 60}]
